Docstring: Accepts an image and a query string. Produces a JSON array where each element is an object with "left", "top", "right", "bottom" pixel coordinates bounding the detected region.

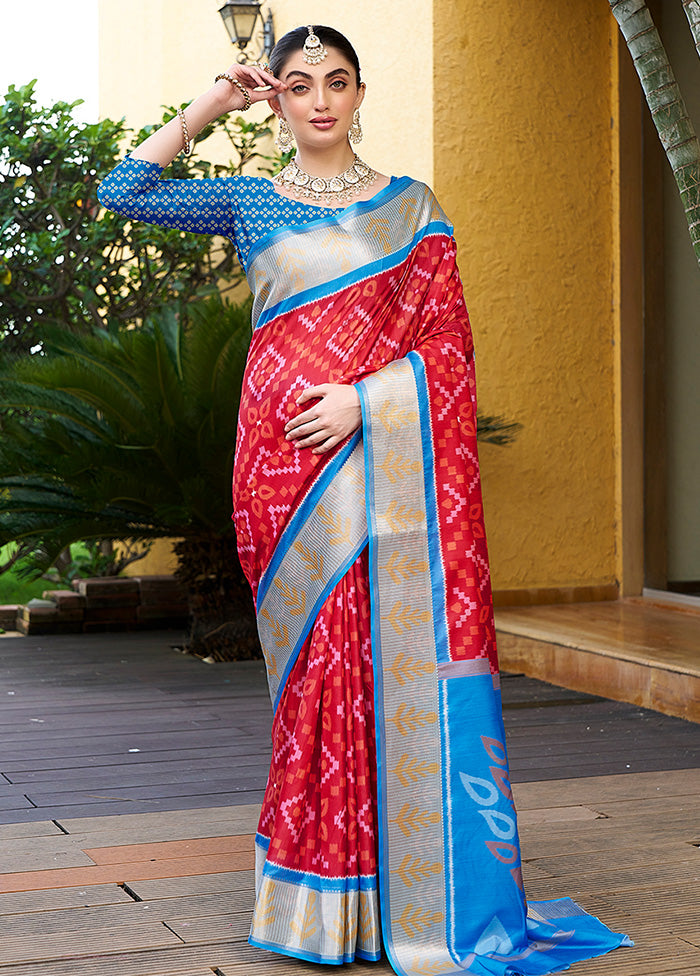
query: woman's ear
[
  {"left": 269, "top": 94, "right": 283, "bottom": 117},
  {"left": 355, "top": 82, "right": 366, "bottom": 111}
]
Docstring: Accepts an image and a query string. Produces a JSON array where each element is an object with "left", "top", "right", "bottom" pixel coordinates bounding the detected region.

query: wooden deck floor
[{"left": 0, "top": 631, "right": 698, "bottom": 974}]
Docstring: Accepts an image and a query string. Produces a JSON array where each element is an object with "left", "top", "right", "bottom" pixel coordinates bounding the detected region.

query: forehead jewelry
[{"left": 302, "top": 25, "right": 327, "bottom": 64}]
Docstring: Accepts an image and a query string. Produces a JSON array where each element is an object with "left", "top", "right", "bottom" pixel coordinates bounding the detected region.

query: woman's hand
[
  {"left": 213, "top": 62, "right": 288, "bottom": 112},
  {"left": 285, "top": 384, "right": 362, "bottom": 455}
]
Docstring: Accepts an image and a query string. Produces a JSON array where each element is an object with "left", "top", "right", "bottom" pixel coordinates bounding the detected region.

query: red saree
[{"left": 232, "top": 178, "right": 630, "bottom": 974}]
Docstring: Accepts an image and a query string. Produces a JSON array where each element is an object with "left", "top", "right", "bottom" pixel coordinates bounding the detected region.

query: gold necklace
[{"left": 273, "top": 154, "right": 378, "bottom": 206}]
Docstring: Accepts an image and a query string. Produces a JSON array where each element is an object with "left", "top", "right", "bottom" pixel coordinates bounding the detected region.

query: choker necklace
[{"left": 273, "top": 154, "right": 378, "bottom": 206}]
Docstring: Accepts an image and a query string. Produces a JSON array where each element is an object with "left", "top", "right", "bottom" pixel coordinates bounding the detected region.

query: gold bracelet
[
  {"left": 177, "top": 107, "right": 193, "bottom": 156},
  {"left": 214, "top": 73, "right": 252, "bottom": 111}
]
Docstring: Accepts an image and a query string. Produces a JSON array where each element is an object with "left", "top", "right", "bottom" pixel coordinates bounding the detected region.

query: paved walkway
[{"left": 0, "top": 631, "right": 699, "bottom": 974}]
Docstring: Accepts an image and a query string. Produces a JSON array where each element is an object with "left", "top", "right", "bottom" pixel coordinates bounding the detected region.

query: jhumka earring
[
  {"left": 348, "top": 109, "right": 363, "bottom": 145},
  {"left": 275, "top": 117, "right": 295, "bottom": 151}
]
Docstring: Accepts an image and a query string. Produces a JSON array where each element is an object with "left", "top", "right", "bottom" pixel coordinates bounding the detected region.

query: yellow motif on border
[
  {"left": 389, "top": 703, "right": 438, "bottom": 736},
  {"left": 260, "top": 608, "right": 290, "bottom": 648},
  {"left": 397, "top": 902, "right": 444, "bottom": 938},
  {"left": 390, "top": 651, "right": 436, "bottom": 686},
  {"left": 293, "top": 540, "right": 324, "bottom": 581},
  {"left": 389, "top": 803, "right": 440, "bottom": 837},
  {"left": 381, "top": 601, "right": 430, "bottom": 635},
  {"left": 274, "top": 578, "right": 306, "bottom": 616},
  {"left": 393, "top": 754, "right": 439, "bottom": 787},
  {"left": 290, "top": 891, "right": 318, "bottom": 942},
  {"left": 384, "top": 502, "right": 425, "bottom": 533},
  {"left": 393, "top": 853, "right": 443, "bottom": 888},
  {"left": 316, "top": 504, "right": 352, "bottom": 545}
]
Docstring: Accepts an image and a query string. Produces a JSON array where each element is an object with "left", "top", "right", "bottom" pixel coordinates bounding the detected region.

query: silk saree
[{"left": 232, "top": 177, "right": 631, "bottom": 974}]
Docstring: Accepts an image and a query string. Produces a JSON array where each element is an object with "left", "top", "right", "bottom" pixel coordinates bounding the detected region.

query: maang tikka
[{"left": 303, "top": 26, "right": 327, "bottom": 64}]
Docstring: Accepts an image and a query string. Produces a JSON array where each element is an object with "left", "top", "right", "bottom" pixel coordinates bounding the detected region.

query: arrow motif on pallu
[
  {"left": 398, "top": 904, "right": 445, "bottom": 939},
  {"left": 376, "top": 401, "right": 418, "bottom": 433},
  {"left": 379, "top": 450, "right": 421, "bottom": 484},
  {"left": 390, "top": 652, "right": 436, "bottom": 686},
  {"left": 389, "top": 703, "right": 438, "bottom": 737},
  {"left": 384, "top": 501, "right": 425, "bottom": 533},
  {"left": 381, "top": 602, "right": 430, "bottom": 635},
  {"left": 273, "top": 579, "right": 306, "bottom": 616},
  {"left": 255, "top": 436, "right": 368, "bottom": 711},
  {"left": 383, "top": 552, "right": 429, "bottom": 584},
  {"left": 316, "top": 504, "right": 352, "bottom": 545},
  {"left": 388, "top": 803, "right": 441, "bottom": 837},
  {"left": 393, "top": 754, "right": 439, "bottom": 787},
  {"left": 292, "top": 540, "right": 324, "bottom": 581},
  {"left": 393, "top": 854, "right": 443, "bottom": 887},
  {"left": 259, "top": 608, "right": 289, "bottom": 648}
]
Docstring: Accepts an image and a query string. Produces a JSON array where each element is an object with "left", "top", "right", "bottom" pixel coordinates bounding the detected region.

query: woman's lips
[{"left": 310, "top": 118, "right": 337, "bottom": 129}]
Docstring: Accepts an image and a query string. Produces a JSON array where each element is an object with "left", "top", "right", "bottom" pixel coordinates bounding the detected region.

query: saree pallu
[{"left": 232, "top": 178, "right": 631, "bottom": 974}]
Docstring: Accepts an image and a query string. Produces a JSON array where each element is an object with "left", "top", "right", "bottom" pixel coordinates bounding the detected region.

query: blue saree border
[{"left": 257, "top": 431, "right": 361, "bottom": 608}]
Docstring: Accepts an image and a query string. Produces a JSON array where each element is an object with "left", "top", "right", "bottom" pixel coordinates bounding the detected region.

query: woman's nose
[{"left": 313, "top": 88, "right": 329, "bottom": 111}]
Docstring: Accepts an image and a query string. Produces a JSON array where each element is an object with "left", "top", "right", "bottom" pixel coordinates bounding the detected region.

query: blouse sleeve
[{"left": 97, "top": 156, "right": 236, "bottom": 239}]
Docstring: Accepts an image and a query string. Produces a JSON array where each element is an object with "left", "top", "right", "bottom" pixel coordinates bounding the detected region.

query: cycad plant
[{"left": 0, "top": 294, "right": 258, "bottom": 659}]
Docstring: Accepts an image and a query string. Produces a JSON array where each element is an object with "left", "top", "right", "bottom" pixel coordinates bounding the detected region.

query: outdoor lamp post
[{"left": 218, "top": 1, "right": 275, "bottom": 63}]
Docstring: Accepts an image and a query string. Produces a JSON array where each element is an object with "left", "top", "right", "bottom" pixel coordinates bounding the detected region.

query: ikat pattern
[{"left": 97, "top": 158, "right": 346, "bottom": 269}]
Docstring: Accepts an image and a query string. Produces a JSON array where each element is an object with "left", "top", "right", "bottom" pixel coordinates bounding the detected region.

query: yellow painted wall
[{"left": 433, "top": 0, "right": 619, "bottom": 592}]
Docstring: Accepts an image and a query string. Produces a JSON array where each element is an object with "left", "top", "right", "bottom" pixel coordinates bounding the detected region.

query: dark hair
[{"left": 270, "top": 26, "right": 362, "bottom": 86}]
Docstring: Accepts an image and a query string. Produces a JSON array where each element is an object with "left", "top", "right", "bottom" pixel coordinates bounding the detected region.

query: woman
[{"left": 98, "top": 25, "right": 630, "bottom": 976}]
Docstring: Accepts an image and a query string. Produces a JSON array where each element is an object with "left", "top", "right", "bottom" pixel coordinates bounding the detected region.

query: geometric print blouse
[{"left": 97, "top": 155, "right": 353, "bottom": 272}]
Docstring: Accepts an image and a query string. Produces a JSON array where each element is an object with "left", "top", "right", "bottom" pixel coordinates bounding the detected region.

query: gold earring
[
  {"left": 348, "top": 109, "right": 363, "bottom": 145},
  {"left": 275, "top": 117, "right": 295, "bottom": 152}
]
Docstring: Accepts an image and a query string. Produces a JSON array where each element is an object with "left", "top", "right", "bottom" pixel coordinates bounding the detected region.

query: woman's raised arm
[{"left": 131, "top": 63, "right": 287, "bottom": 169}]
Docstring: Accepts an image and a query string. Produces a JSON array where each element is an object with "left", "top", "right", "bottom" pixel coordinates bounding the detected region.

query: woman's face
[{"left": 272, "top": 47, "right": 364, "bottom": 153}]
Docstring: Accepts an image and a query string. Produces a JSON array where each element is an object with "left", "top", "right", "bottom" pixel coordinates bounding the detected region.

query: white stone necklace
[{"left": 273, "top": 154, "right": 378, "bottom": 206}]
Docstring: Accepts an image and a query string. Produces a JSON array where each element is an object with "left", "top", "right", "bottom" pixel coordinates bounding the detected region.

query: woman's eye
[
  {"left": 291, "top": 84, "right": 308, "bottom": 94},
  {"left": 330, "top": 80, "right": 347, "bottom": 89}
]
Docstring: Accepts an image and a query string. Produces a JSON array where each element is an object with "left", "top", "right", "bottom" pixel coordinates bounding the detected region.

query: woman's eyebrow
[{"left": 284, "top": 68, "right": 351, "bottom": 82}]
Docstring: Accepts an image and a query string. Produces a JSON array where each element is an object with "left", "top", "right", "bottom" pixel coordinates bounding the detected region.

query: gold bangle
[
  {"left": 177, "top": 106, "right": 193, "bottom": 156},
  {"left": 214, "top": 72, "right": 252, "bottom": 111}
]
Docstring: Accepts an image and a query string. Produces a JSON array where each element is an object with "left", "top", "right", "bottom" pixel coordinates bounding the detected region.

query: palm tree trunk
[
  {"left": 682, "top": 0, "right": 700, "bottom": 57},
  {"left": 609, "top": 0, "right": 700, "bottom": 265}
]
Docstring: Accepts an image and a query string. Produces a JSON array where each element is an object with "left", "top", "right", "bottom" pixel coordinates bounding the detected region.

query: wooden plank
[
  {"left": 0, "top": 923, "right": 182, "bottom": 965},
  {"left": 512, "top": 768, "right": 700, "bottom": 808},
  {"left": 0, "top": 849, "right": 256, "bottom": 893},
  {"left": 0, "top": 792, "right": 267, "bottom": 825},
  {"left": 0, "top": 821, "right": 63, "bottom": 840},
  {"left": 526, "top": 841, "right": 697, "bottom": 877},
  {"left": 57, "top": 804, "right": 262, "bottom": 835},
  {"left": 85, "top": 834, "right": 255, "bottom": 865},
  {"left": 0, "top": 884, "right": 133, "bottom": 915},
  {"left": 9, "top": 754, "right": 271, "bottom": 786},
  {"left": 0, "top": 937, "right": 304, "bottom": 976},
  {"left": 1, "top": 744, "right": 271, "bottom": 775},
  {"left": 128, "top": 870, "right": 256, "bottom": 899},
  {"left": 0, "top": 891, "right": 255, "bottom": 937},
  {"left": 164, "top": 912, "right": 251, "bottom": 942}
]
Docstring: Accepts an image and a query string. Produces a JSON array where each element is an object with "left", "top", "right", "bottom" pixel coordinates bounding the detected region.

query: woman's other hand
[{"left": 285, "top": 384, "right": 362, "bottom": 455}]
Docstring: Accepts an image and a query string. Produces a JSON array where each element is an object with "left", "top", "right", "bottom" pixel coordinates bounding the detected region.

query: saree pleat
[
  {"left": 250, "top": 552, "right": 381, "bottom": 962},
  {"left": 233, "top": 178, "right": 631, "bottom": 973}
]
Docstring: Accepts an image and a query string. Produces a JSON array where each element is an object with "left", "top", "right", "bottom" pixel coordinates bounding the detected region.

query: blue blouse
[{"left": 97, "top": 156, "right": 358, "bottom": 272}]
